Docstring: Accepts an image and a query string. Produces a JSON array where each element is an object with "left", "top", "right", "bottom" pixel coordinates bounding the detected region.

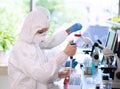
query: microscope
[
  {"left": 79, "top": 31, "right": 120, "bottom": 88},
  {"left": 92, "top": 31, "right": 120, "bottom": 88},
  {"left": 78, "top": 35, "right": 101, "bottom": 75}
]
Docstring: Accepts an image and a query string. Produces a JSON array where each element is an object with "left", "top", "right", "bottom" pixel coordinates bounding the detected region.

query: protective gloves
[
  {"left": 65, "top": 59, "right": 78, "bottom": 68},
  {"left": 68, "top": 23, "right": 82, "bottom": 33}
]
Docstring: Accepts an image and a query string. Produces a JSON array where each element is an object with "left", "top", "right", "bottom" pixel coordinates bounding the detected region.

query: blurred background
[{"left": 0, "top": 0, "right": 119, "bottom": 52}]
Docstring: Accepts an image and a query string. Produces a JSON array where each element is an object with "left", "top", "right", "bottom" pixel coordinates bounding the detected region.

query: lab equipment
[
  {"left": 116, "top": 30, "right": 120, "bottom": 58},
  {"left": 68, "top": 23, "right": 82, "bottom": 33},
  {"left": 78, "top": 31, "right": 119, "bottom": 79},
  {"left": 100, "top": 31, "right": 118, "bottom": 77},
  {"left": 76, "top": 34, "right": 100, "bottom": 74},
  {"left": 64, "top": 76, "right": 69, "bottom": 88},
  {"left": 68, "top": 73, "right": 82, "bottom": 89},
  {"left": 105, "top": 31, "right": 118, "bottom": 54},
  {"left": 64, "top": 25, "right": 82, "bottom": 88},
  {"left": 64, "top": 60, "right": 80, "bottom": 89},
  {"left": 96, "top": 80, "right": 112, "bottom": 89},
  {"left": 69, "top": 24, "right": 82, "bottom": 73},
  {"left": 68, "top": 61, "right": 83, "bottom": 89},
  {"left": 65, "top": 59, "right": 78, "bottom": 68},
  {"left": 83, "top": 54, "right": 93, "bottom": 75},
  {"left": 69, "top": 28, "right": 120, "bottom": 88},
  {"left": 69, "top": 42, "right": 77, "bottom": 74},
  {"left": 81, "top": 36, "right": 94, "bottom": 48},
  {"left": 92, "top": 31, "right": 120, "bottom": 88}
]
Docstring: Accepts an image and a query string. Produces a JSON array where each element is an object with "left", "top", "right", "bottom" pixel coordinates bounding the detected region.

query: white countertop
[{"left": 0, "top": 63, "right": 8, "bottom": 75}]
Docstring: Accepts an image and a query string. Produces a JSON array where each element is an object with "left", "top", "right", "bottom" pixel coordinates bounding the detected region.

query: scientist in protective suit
[{"left": 8, "top": 6, "right": 82, "bottom": 89}]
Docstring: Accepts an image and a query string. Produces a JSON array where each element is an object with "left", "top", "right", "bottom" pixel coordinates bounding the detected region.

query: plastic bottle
[
  {"left": 64, "top": 76, "right": 69, "bottom": 89},
  {"left": 84, "top": 54, "right": 92, "bottom": 75}
]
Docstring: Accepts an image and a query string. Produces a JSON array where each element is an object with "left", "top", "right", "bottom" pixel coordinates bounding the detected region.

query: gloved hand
[
  {"left": 68, "top": 23, "right": 82, "bottom": 33},
  {"left": 65, "top": 59, "right": 78, "bottom": 68},
  {"left": 58, "top": 67, "right": 71, "bottom": 79}
]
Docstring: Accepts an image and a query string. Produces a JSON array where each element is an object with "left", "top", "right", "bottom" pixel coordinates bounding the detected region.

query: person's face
[
  {"left": 36, "top": 21, "right": 50, "bottom": 34},
  {"left": 36, "top": 28, "right": 49, "bottom": 34},
  {"left": 33, "top": 28, "right": 48, "bottom": 44}
]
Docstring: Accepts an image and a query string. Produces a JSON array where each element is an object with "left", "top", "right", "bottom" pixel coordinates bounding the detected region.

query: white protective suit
[{"left": 8, "top": 7, "right": 69, "bottom": 89}]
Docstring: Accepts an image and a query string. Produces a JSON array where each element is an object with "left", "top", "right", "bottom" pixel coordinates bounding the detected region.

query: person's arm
[
  {"left": 11, "top": 40, "right": 76, "bottom": 83},
  {"left": 15, "top": 49, "right": 68, "bottom": 83},
  {"left": 40, "top": 23, "right": 82, "bottom": 49},
  {"left": 39, "top": 30, "right": 68, "bottom": 49}
]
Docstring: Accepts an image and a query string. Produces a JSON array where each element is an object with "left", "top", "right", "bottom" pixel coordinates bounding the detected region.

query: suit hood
[{"left": 19, "top": 6, "right": 50, "bottom": 43}]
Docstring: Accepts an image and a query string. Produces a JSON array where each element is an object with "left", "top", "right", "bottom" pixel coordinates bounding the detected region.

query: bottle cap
[{"left": 74, "top": 34, "right": 81, "bottom": 37}]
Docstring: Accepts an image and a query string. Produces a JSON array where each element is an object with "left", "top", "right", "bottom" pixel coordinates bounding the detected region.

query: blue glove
[
  {"left": 65, "top": 59, "right": 78, "bottom": 68},
  {"left": 68, "top": 23, "right": 82, "bottom": 33}
]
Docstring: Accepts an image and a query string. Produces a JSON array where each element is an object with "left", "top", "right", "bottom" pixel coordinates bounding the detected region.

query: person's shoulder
[{"left": 12, "top": 42, "right": 36, "bottom": 55}]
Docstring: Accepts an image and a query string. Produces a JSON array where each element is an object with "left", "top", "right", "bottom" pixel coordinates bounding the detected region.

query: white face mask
[{"left": 32, "top": 32, "right": 47, "bottom": 44}]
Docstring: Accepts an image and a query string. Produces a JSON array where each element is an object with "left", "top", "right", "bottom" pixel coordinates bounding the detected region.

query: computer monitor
[
  {"left": 117, "top": 30, "right": 120, "bottom": 41},
  {"left": 105, "top": 31, "right": 118, "bottom": 53},
  {"left": 116, "top": 30, "right": 120, "bottom": 58}
]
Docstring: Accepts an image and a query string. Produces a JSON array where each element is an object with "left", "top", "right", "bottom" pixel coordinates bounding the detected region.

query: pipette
[{"left": 69, "top": 34, "right": 81, "bottom": 74}]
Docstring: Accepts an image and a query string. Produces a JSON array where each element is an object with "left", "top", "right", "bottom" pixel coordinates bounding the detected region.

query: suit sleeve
[{"left": 40, "top": 30, "right": 68, "bottom": 49}]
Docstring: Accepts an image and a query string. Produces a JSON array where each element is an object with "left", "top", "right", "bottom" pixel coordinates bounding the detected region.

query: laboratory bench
[
  {"left": 53, "top": 69, "right": 120, "bottom": 89},
  {"left": 0, "top": 63, "right": 9, "bottom": 89},
  {"left": 0, "top": 63, "right": 8, "bottom": 75}
]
